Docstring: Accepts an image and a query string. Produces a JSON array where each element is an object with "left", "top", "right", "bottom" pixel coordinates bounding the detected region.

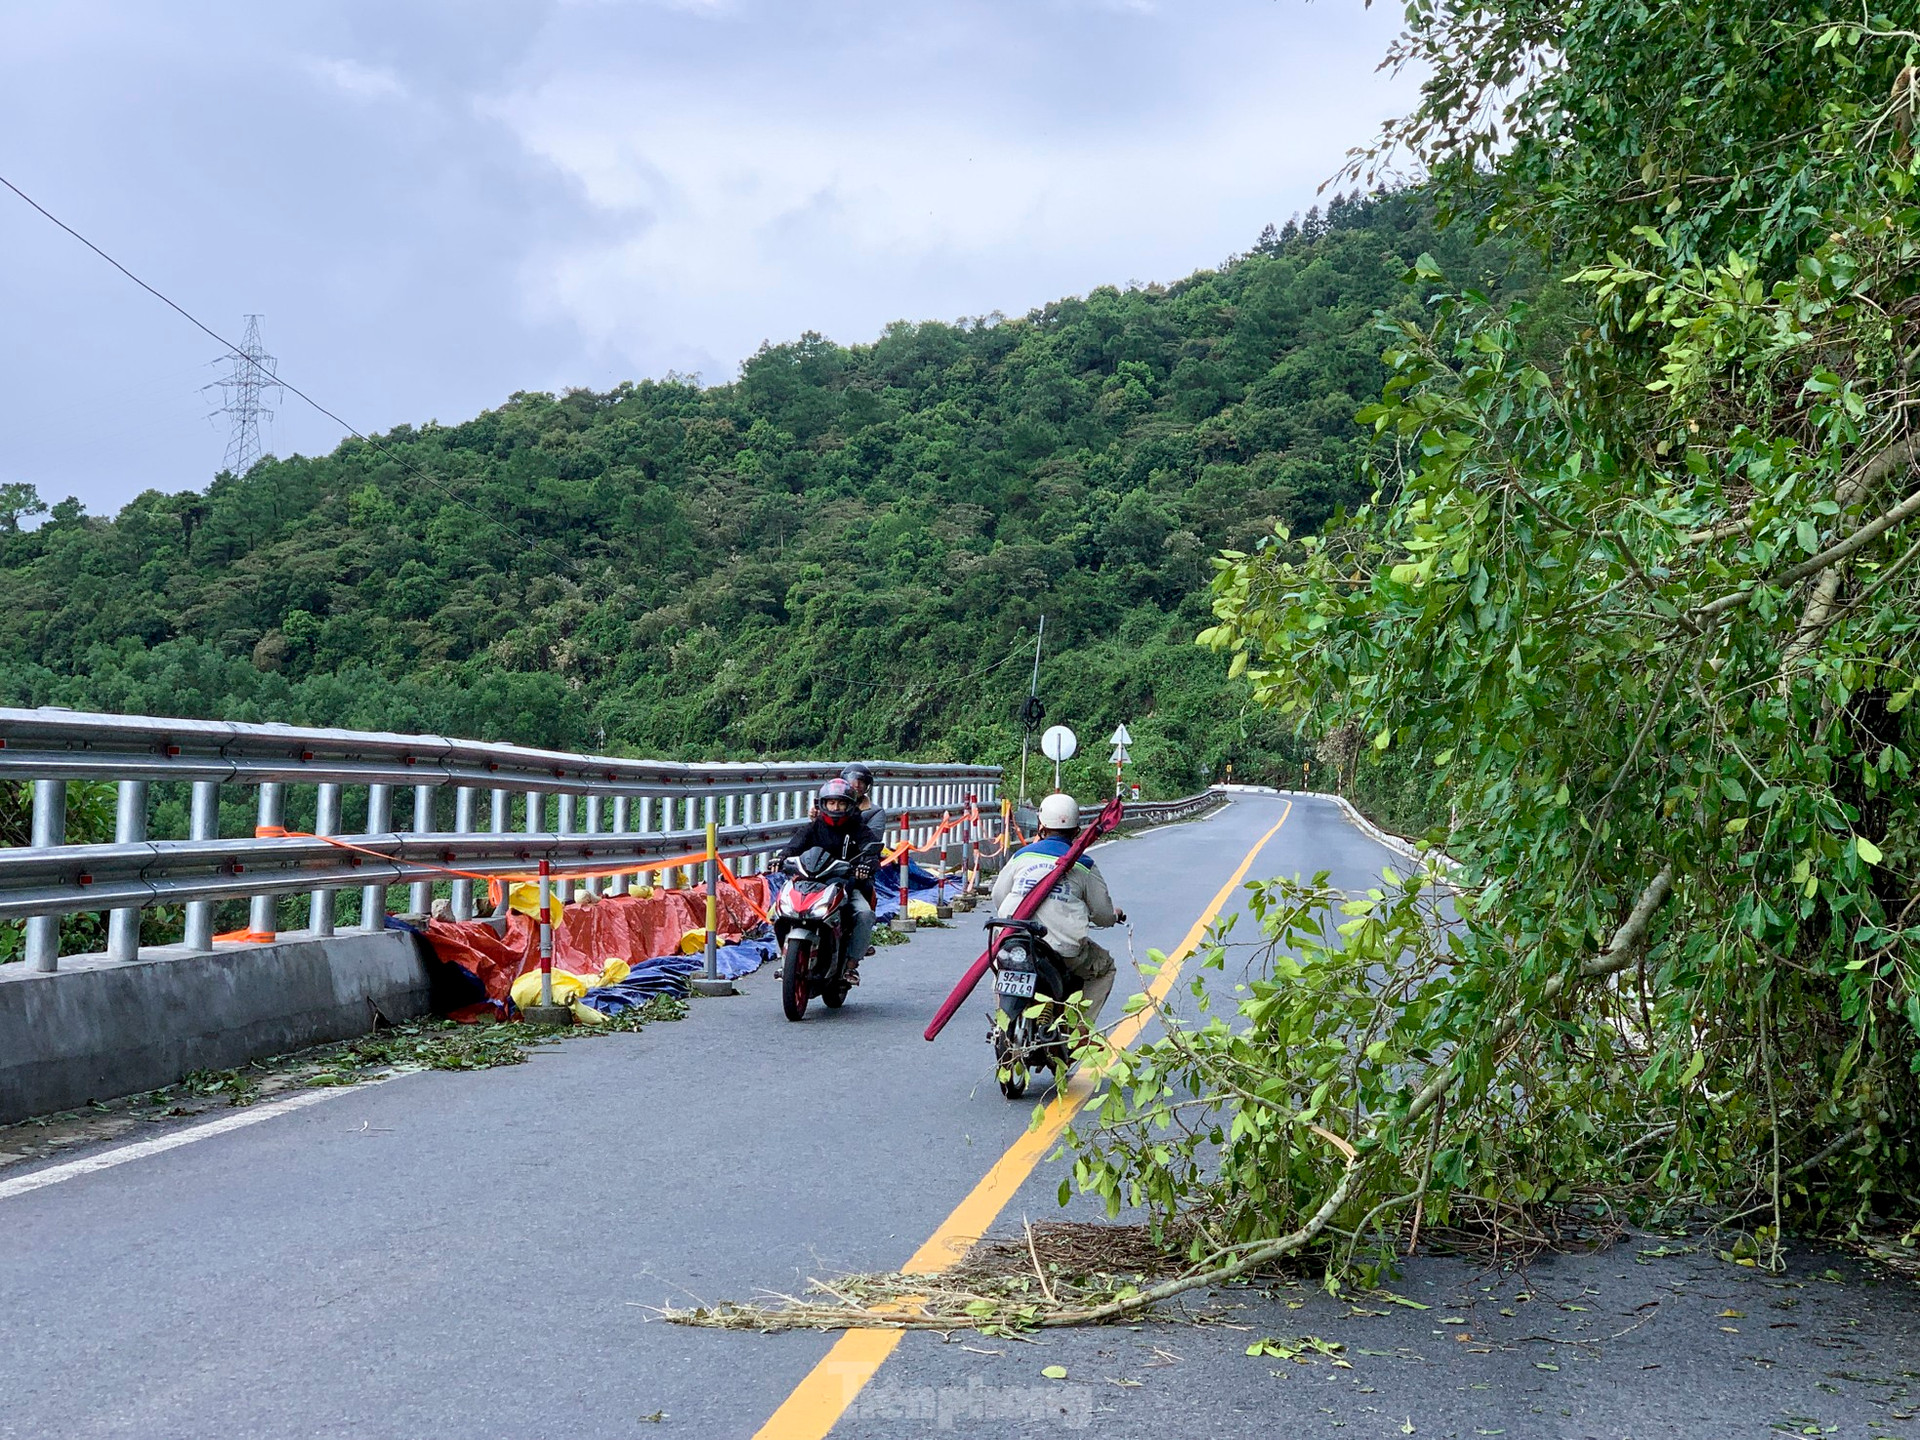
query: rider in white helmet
[{"left": 990, "top": 793, "right": 1126, "bottom": 1028}]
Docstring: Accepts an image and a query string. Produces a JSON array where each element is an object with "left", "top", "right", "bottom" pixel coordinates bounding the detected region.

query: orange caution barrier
[
  {"left": 714, "top": 855, "right": 771, "bottom": 923},
  {"left": 882, "top": 810, "right": 965, "bottom": 865},
  {"left": 251, "top": 823, "right": 719, "bottom": 910}
]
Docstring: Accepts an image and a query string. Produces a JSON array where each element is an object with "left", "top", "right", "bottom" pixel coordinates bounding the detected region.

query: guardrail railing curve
[
  {"left": 1114, "top": 790, "right": 1227, "bottom": 829},
  {"left": 0, "top": 707, "right": 1002, "bottom": 973}
]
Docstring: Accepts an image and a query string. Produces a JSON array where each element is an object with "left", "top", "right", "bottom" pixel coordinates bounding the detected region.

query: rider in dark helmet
[
  {"left": 777, "top": 778, "right": 883, "bottom": 980},
  {"left": 841, "top": 763, "right": 879, "bottom": 832}
]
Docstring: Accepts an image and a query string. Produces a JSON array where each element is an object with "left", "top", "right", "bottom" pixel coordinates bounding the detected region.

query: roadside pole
[
  {"left": 523, "top": 858, "right": 573, "bottom": 1026},
  {"left": 954, "top": 794, "right": 978, "bottom": 912},
  {"left": 692, "top": 819, "right": 736, "bottom": 996},
  {"left": 896, "top": 811, "right": 915, "bottom": 932},
  {"left": 935, "top": 809, "right": 954, "bottom": 918}
]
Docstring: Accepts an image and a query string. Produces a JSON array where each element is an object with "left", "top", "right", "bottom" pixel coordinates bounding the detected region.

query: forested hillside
[{"left": 0, "top": 191, "right": 1523, "bottom": 794}]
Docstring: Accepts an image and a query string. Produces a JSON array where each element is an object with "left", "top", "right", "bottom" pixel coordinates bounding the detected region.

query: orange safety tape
[
  {"left": 255, "top": 825, "right": 513, "bottom": 905},
  {"left": 882, "top": 810, "right": 965, "bottom": 866},
  {"left": 252, "top": 826, "right": 722, "bottom": 908},
  {"left": 713, "top": 855, "right": 771, "bottom": 923},
  {"left": 212, "top": 928, "right": 277, "bottom": 944}
]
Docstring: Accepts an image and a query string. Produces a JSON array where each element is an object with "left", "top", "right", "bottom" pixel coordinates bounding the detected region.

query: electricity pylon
[{"left": 207, "top": 315, "right": 282, "bottom": 474}]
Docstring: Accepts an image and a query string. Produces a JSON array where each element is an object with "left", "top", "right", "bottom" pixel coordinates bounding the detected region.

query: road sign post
[
  {"left": 1040, "top": 725, "right": 1077, "bottom": 791},
  {"left": 1109, "top": 723, "right": 1132, "bottom": 797}
]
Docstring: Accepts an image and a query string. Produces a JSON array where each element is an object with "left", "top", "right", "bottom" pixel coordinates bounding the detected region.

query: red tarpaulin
[{"left": 421, "top": 875, "right": 774, "bottom": 1016}]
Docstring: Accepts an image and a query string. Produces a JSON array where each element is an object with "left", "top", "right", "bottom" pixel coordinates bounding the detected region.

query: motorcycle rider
[
  {"left": 841, "top": 763, "right": 882, "bottom": 833},
  {"left": 778, "top": 778, "right": 882, "bottom": 981},
  {"left": 990, "top": 793, "right": 1126, "bottom": 1029}
]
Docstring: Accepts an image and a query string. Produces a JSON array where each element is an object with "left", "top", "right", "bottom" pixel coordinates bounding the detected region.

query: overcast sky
[{"left": 0, "top": 0, "right": 1415, "bottom": 517}]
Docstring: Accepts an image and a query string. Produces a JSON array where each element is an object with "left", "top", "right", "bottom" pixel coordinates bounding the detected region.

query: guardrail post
[
  {"left": 248, "top": 783, "right": 284, "bottom": 939},
  {"left": 451, "top": 786, "right": 477, "bottom": 920},
  {"left": 636, "top": 796, "right": 654, "bottom": 893},
  {"left": 408, "top": 784, "right": 435, "bottom": 916},
  {"left": 183, "top": 780, "right": 219, "bottom": 951},
  {"left": 556, "top": 792, "right": 576, "bottom": 903},
  {"left": 689, "top": 797, "right": 702, "bottom": 885},
  {"left": 585, "top": 794, "right": 603, "bottom": 898},
  {"left": 363, "top": 783, "right": 392, "bottom": 931},
  {"left": 526, "top": 790, "right": 546, "bottom": 840},
  {"left": 309, "top": 782, "right": 341, "bottom": 937},
  {"left": 106, "top": 779, "right": 148, "bottom": 961},
  {"left": 24, "top": 779, "right": 67, "bottom": 970},
  {"left": 611, "top": 796, "right": 631, "bottom": 896}
]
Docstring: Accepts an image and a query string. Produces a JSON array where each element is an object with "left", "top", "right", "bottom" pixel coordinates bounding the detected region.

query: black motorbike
[
  {"left": 985, "top": 915, "right": 1077, "bottom": 1099},
  {"left": 773, "top": 847, "right": 858, "bottom": 1022}
]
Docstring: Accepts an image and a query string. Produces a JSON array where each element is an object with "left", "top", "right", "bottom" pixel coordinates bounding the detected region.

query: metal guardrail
[
  {"left": 0, "top": 708, "right": 1001, "bottom": 971},
  {"left": 1115, "top": 790, "right": 1227, "bottom": 829}
]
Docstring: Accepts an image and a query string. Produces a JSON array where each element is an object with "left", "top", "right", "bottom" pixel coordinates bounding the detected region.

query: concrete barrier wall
[{"left": 0, "top": 930, "right": 433, "bottom": 1125}]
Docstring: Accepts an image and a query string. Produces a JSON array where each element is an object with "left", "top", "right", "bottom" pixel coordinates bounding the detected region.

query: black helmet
[
  {"left": 841, "top": 763, "right": 874, "bottom": 795},
  {"left": 816, "top": 778, "right": 858, "bottom": 828}
]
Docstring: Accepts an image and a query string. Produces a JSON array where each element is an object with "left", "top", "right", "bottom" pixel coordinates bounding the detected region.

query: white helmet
[{"left": 1037, "top": 793, "right": 1080, "bottom": 831}]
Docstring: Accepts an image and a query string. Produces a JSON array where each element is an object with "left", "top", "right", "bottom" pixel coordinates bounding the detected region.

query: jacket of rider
[
  {"left": 778, "top": 815, "right": 884, "bottom": 900},
  {"left": 990, "top": 838, "right": 1117, "bottom": 959}
]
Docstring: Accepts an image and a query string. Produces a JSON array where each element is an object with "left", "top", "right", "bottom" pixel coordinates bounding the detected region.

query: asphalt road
[{"left": 1, "top": 792, "right": 1912, "bottom": 1439}]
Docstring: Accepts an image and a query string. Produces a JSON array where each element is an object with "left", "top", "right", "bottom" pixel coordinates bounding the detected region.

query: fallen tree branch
[
  {"left": 1785, "top": 1115, "right": 1887, "bottom": 1178},
  {"left": 1399, "top": 862, "right": 1676, "bottom": 1131},
  {"left": 1684, "top": 514, "right": 1755, "bottom": 545},
  {"left": 1781, "top": 447, "right": 1895, "bottom": 670},
  {"left": 1695, "top": 436, "right": 1920, "bottom": 622},
  {"left": 668, "top": 867, "right": 1681, "bottom": 1336},
  {"left": 1031, "top": 1125, "right": 1361, "bottom": 1327}
]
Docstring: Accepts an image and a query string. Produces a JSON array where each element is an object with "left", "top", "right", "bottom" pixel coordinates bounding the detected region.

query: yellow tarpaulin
[
  {"left": 507, "top": 881, "right": 564, "bottom": 933},
  {"left": 509, "top": 957, "right": 631, "bottom": 1009}
]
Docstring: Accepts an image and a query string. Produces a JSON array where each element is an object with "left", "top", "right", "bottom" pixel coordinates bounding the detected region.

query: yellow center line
[{"left": 752, "top": 801, "right": 1293, "bottom": 1440}]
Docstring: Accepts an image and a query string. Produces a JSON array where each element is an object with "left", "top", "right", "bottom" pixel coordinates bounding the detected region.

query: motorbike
[
  {"left": 985, "top": 915, "right": 1077, "bottom": 1099},
  {"left": 773, "top": 847, "right": 858, "bottom": 1022}
]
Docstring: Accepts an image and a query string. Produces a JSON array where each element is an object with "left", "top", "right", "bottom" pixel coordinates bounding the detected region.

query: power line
[{"left": 0, "top": 170, "right": 554, "bottom": 561}]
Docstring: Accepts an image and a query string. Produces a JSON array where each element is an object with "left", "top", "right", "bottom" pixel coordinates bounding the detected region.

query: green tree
[
  {"left": 1069, "top": 1, "right": 1920, "bottom": 1294},
  {"left": 0, "top": 195, "right": 1524, "bottom": 800}
]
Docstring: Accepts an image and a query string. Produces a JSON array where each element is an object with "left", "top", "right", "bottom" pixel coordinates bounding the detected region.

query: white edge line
[{"left": 0, "top": 1077, "right": 396, "bottom": 1203}]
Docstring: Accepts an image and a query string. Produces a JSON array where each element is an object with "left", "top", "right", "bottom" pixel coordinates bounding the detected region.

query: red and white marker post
[
  {"left": 537, "top": 858, "right": 554, "bottom": 1008},
  {"left": 897, "top": 811, "right": 914, "bottom": 932}
]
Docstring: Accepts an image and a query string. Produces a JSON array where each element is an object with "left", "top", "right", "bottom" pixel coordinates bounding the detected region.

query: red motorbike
[{"left": 773, "top": 847, "right": 858, "bottom": 1021}]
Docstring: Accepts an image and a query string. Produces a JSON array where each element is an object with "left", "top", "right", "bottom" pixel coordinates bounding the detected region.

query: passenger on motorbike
[
  {"left": 989, "top": 793, "right": 1126, "bottom": 1028},
  {"left": 778, "top": 778, "right": 882, "bottom": 980},
  {"left": 841, "top": 763, "right": 882, "bottom": 834}
]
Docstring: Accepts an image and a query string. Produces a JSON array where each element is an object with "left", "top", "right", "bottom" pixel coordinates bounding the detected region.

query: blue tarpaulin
[
  {"left": 576, "top": 934, "right": 781, "bottom": 1014},
  {"left": 874, "top": 861, "right": 967, "bottom": 922}
]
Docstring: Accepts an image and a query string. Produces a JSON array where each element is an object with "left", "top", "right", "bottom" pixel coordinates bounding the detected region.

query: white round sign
[{"left": 1040, "top": 725, "right": 1078, "bottom": 763}]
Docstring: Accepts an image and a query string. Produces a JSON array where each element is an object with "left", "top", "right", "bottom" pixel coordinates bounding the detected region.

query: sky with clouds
[{"left": 0, "top": 0, "right": 1417, "bottom": 516}]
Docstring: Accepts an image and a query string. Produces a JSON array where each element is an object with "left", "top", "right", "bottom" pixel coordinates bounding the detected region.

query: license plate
[{"left": 994, "top": 969, "right": 1037, "bottom": 998}]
